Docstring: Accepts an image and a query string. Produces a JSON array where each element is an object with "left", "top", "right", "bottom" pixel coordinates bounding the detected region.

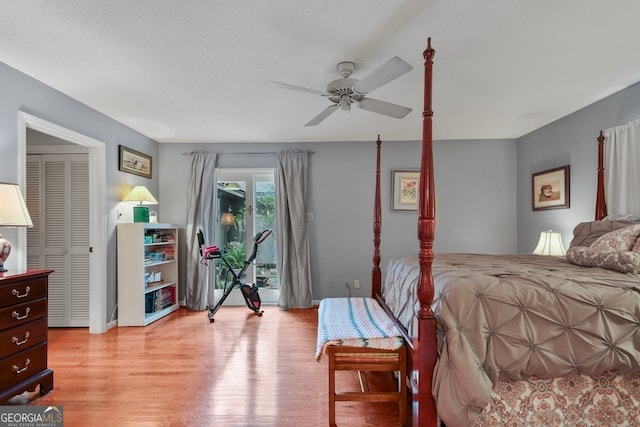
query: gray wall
[
  {"left": 517, "top": 81, "right": 640, "bottom": 253},
  {"left": 12, "top": 56, "right": 610, "bottom": 313},
  {"left": 159, "top": 138, "right": 516, "bottom": 300},
  {"left": 0, "top": 62, "right": 159, "bottom": 323},
  {"left": 8, "top": 54, "right": 639, "bottom": 314},
  {"left": 1, "top": 60, "right": 518, "bottom": 311}
]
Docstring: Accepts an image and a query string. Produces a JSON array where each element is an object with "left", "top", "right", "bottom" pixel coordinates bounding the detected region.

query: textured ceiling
[{"left": 2, "top": 0, "right": 640, "bottom": 143}]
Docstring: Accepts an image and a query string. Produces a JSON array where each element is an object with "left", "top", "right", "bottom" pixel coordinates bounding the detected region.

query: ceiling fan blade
[
  {"left": 358, "top": 98, "right": 412, "bottom": 119},
  {"left": 353, "top": 57, "right": 413, "bottom": 94},
  {"left": 305, "top": 104, "right": 339, "bottom": 126},
  {"left": 267, "top": 81, "right": 328, "bottom": 96}
]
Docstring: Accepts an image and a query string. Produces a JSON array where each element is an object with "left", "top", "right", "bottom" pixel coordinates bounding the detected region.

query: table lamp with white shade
[
  {"left": 0, "top": 182, "right": 33, "bottom": 272},
  {"left": 122, "top": 185, "right": 158, "bottom": 223},
  {"left": 533, "top": 229, "right": 566, "bottom": 256}
]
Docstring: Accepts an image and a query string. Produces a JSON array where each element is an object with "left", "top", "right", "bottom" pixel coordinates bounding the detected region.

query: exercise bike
[{"left": 198, "top": 229, "right": 272, "bottom": 323}]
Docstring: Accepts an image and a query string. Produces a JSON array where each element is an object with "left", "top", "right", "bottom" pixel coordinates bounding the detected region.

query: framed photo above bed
[
  {"left": 391, "top": 169, "right": 420, "bottom": 212},
  {"left": 532, "top": 165, "right": 570, "bottom": 211},
  {"left": 119, "top": 145, "right": 152, "bottom": 179}
]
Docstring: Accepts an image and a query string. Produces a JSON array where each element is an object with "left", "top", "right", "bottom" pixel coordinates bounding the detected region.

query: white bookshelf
[{"left": 117, "top": 223, "right": 180, "bottom": 326}]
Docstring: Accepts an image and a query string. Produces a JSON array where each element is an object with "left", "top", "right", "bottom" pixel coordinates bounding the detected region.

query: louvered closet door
[{"left": 26, "top": 154, "right": 90, "bottom": 327}]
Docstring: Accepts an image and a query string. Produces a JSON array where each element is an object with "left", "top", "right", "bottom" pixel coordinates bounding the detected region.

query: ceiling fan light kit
[
  {"left": 336, "top": 61, "right": 357, "bottom": 77},
  {"left": 268, "top": 56, "right": 414, "bottom": 126}
]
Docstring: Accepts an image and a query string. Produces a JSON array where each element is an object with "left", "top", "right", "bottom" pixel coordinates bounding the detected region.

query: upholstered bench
[{"left": 316, "top": 297, "right": 407, "bottom": 427}]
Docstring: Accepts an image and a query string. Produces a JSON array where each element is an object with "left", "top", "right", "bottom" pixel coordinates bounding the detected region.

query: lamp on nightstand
[
  {"left": 0, "top": 182, "right": 33, "bottom": 272},
  {"left": 123, "top": 186, "right": 158, "bottom": 223},
  {"left": 533, "top": 229, "right": 566, "bottom": 256}
]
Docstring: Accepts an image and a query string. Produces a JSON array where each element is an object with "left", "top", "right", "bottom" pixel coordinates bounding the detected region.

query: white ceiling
[{"left": 2, "top": 1, "right": 640, "bottom": 143}]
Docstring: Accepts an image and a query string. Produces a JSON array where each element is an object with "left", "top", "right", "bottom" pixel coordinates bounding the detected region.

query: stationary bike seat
[{"left": 203, "top": 245, "right": 222, "bottom": 259}]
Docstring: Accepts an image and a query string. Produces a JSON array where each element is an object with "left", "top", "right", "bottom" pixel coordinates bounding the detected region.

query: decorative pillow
[
  {"left": 603, "top": 214, "right": 640, "bottom": 223},
  {"left": 569, "top": 220, "right": 636, "bottom": 248},
  {"left": 591, "top": 224, "right": 640, "bottom": 251},
  {"left": 634, "top": 238, "right": 640, "bottom": 253},
  {"left": 566, "top": 246, "right": 640, "bottom": 274}
]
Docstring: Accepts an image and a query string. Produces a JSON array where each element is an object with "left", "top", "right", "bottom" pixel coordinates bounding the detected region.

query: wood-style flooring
[{"left": 7, "top": 306, "right": 404, "bottom": 426}]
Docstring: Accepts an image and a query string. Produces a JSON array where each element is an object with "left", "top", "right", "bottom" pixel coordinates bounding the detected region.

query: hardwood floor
[{"left": 7, "top": 306, "right": 404, "bottom": 426}]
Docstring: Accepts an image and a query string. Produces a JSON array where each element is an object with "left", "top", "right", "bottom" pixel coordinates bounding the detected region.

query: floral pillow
[
  {"left": 590, "top": 224, "right": 640, "bottom": 251},
  {"left": 566, "top": 246, "right": 640, "bottom": 274}
]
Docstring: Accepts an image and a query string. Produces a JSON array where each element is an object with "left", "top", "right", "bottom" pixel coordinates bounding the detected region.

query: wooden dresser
[{"left": 0, "top": 269, "right": 54, "bottom": 402}]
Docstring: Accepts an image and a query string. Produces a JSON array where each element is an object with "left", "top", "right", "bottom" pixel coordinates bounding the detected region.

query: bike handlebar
[{"left": 254, "top": 229, "right": 272, "bottom": 244}]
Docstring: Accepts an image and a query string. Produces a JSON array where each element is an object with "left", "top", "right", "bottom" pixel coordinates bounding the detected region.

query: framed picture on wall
[
  {"left": 532, "top": 165, "right": 570, "bottom": 211},
  {"left": 391, "top": 169, "right": 420, "bottom": 212},
  {"left": 119, "top": 145, "right": 152, "bottom": 179}
]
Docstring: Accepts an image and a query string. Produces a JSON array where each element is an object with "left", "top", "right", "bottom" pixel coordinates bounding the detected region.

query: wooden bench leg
[
  {"left": 328, "top": 347, "right": 337, "bottom": 427},
  {"left": 327, "top": 345, "right": 407, "bottom": 427}
]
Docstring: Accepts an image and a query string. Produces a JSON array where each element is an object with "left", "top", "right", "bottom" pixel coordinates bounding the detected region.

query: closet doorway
[
  {"left": 27, "top": 136, "right": 90, "bottom": 327},
  {"left": 215, "top": 169, "right": 278, "bottom": 305},
  {"left": 18, "top": 112, "right": 108, "bottom": 334}
]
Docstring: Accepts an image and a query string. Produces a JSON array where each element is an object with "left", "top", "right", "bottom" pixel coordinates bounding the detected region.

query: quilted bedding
[{"left": 382, "top": 253, "right": 640, "bottom": 426}]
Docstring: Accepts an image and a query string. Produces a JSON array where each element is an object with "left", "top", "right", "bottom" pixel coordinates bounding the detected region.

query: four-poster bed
[{"left": 371, "top": 38, "right": 640, "bottom": 426}]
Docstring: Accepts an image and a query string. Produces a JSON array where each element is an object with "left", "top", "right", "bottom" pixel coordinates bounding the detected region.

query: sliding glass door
[{"left": 216, "top": 169, "right": 278, "bottom": 304}]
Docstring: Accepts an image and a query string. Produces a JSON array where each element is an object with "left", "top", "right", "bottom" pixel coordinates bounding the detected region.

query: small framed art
[
  {"left": 391, "top": 169, "right": 420, "bottom": 212},
  {"left": 532, "top": 165, "right": 570, "bottom": 211},
  {"left": 119, "top": 145, "right": 152, "bottom": 179}
]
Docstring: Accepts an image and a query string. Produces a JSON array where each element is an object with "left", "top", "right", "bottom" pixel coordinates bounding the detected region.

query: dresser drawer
[
  {"left": 0, "top": 318, "right": 47, "bottom": 359},
  {"left": 0, "top": 342, "right": 47, "bottom": 391},
  {"left": 0, "top": 276, "right": 47, "bottom": 308},
  {"left": 0, "top": 299, "right": 47, "bottom": 331}
]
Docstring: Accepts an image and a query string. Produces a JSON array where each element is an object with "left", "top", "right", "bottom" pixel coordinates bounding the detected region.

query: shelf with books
[{"left": 117, "top": 223, "right": 180, "bottom": 326}]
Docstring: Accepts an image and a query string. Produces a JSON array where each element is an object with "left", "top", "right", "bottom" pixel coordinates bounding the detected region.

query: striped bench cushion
[{"left": 316, "top": 297, "right": 404, "bottom": 361}]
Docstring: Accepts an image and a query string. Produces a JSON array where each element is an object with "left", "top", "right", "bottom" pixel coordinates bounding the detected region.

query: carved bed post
[
  {"left": 372, "top": 135, "right": 382, "bottom": 297},
  {"left": 595, "top": 130, "right": 607, "bottom": 220},
  {"left": 415, "top": 37, "right": 438, "bottom": 427}
]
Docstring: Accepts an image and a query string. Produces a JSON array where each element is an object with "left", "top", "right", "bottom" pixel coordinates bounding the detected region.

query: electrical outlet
[{"left": 354, "top": 279, "right": 360, "bottom": 289}]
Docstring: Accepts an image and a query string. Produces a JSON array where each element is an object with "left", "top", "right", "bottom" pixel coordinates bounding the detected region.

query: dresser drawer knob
[
  {"left": 11, "top": 286, "right": 30, "bottom": 298},
  {"left": 11, "top": 332, "right": 30, "bottom": 346},
  {"left": 12, "top": 307, "right": 31, "bottom": 320},
  {"left": 12, "top": 358, "right": 30, "bottom": 374}
]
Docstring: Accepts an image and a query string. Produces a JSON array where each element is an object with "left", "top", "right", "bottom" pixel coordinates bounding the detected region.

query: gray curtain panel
[
  {"left": 276, "top": 151, "right": 313, "bottom": 309},
  {"left": 604, "top": 119, "right": 640, "bottom": 216},
  {"left": 185, "top": 152, "right": 217, "bottom": 310}
]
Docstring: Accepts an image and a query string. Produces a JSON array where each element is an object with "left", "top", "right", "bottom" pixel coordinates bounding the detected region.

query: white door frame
[{"left": 17, "top": 111, "right": 108, "bottom": 334}]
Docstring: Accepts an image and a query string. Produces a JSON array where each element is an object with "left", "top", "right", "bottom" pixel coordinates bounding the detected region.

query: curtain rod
[{"left": 182, "top": 150, "right": 314, "bottom": 156}]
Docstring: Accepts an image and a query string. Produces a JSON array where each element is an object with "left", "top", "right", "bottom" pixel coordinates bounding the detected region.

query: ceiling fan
[{"left": 268, "top": 57, "right": 414, "bottom": 126}]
